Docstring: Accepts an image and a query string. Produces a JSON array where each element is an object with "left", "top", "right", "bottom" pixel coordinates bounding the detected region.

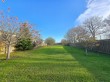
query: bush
[{"left": 15, "top": 38, "right": 33, "bottom": 51}]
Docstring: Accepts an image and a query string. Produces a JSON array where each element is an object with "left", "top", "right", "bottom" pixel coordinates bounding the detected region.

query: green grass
[{"left": 0, "top": 45, "right": 110, "bottom": 82}]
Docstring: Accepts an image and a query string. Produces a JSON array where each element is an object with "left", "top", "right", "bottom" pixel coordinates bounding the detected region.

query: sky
[
  {"left": 77, "top": 0, "right": 110, "bottom": 22},
  {"left": 0, "top": 0, "right": 110, "bottom": 42}
]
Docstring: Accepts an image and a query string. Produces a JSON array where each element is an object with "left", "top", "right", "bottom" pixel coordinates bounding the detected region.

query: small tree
[
  {"left": 45, "top": 37, "right": 55, "bottom": 45},
  {"left": 80, "top": 37, "right": 96, "bottom": 55}
]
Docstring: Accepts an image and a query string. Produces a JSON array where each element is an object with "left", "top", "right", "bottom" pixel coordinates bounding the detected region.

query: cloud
[{"left": 77, "top": 0, "right": 110, "bottom": 23}]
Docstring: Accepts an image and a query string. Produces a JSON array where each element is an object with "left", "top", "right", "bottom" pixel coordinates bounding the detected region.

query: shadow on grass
[
  {"left": 63, "top": 46, "right": 110, "bottom": 82},
  {"left": 0, "top": 59, "right": 6, "bottom": 62}
]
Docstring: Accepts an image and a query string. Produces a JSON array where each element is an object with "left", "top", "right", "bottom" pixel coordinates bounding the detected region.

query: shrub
[{"left": 15, "top": 38, "right": 33, "bottom": 51}]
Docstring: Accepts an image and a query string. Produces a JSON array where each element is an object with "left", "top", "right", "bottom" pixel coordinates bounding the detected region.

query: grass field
[{"left": 0, "top": 45, "right": 110, "bottom": 82}]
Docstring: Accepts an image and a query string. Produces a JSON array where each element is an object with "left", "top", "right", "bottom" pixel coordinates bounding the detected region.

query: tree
[
  {"left": 80, "top": 37, "right": 96, "bottom": 55},
  {"left": 65, "top": 25, "right": 96, "bottom": 55},
  {"left": 0, "top": 13, "right": 40, "bottom": 59},
  {"left": 45, "top": 37, "right": 55, "bottom": 45},
  {"left": 72, "top": 26, "right": 89, "bottom": 43},
  {"left": 0, "top": 12, "right": 21, "bottom": 60},
  {"left": 16, "top": 22, "right": 41, "bottom": 50},
  {"left": 19, "top": 22, "right": 32, "bottom": 39},
  {"left": 34, "top": 38, "right": 43, "bottom": 47},
  {"left": 83, "top": 16, "right": 104, "bottom": 40},
  {"left": 66, "top": 26, "right": 89, "bottom": 44},
  {"left": 0, "top": 0, "right": 40, "bottom": 59},
  {"left": 61, "top": 39, "right": 69, "bottom": 45},
  {"left": 65, "top": 28, "right": 77, "bottom": 44},
  {"left": 2, "top": 0, "right": 5, "bottom": 3}
]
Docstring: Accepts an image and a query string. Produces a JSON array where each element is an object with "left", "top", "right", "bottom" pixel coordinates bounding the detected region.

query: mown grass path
[{"left": 0, "top": 46, "right": 110, "bottom": 82}]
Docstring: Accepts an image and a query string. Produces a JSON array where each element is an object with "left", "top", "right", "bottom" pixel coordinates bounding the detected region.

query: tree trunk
[
  {"left": 93, "top": 34, "right": 96, "bottom": 40},
  {"left": 4, "top": 45, "right": 7, "bottom": 54},
  {"left": 85, "top": 48, "right": 88, "bottom": 55},
  {"left": 6, "top": 44, "right": 11, "bottom": 60}
]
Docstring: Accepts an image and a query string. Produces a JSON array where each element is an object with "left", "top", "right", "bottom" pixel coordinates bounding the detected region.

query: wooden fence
[
  {"left": 92, "top": 39, "right": 110, "bottom": 54},
  {"left": 69, "top": 39, "right": 110, "bottom": 54}
]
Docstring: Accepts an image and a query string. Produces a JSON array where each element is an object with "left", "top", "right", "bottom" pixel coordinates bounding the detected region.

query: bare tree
[
  {"left": 73, "top": 26, "right": 89, "bottom": 43},
  {"left": 65, "top": 28, "right": 77, "bottom": 44},
  {"left": 61, "top": 39, "right": 69, "bottom": 45},
  {"left": 65, "top": 25, "right": 96, "bottom": 55},
  {"left": 0, "top": 12, "right": 21, "bottom": 59},
  {"left": 66, "top": 26, "right": 89, "bottom": 44},
  {"left": 74, "top": 26, "right": 96, "bottom": 55},
  {"left": 19, "top": 22, "right": 40, "bottom": 41},
  {"left": 83, "top": 16, "right": 104, "bottom": 40}
]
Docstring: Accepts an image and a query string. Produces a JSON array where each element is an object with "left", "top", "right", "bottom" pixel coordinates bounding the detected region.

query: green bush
[{"left": 15, "top": 38, "right": 33, "bottom": 51}]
